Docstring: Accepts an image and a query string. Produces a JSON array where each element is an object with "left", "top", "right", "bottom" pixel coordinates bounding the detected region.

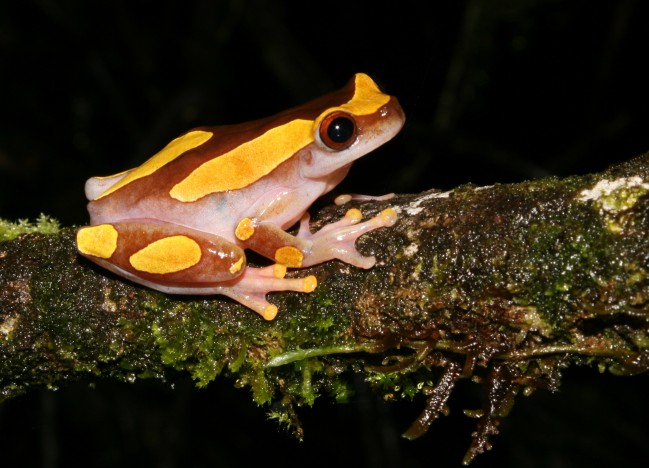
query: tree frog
[{"left": 76, "top": 73, "right": 405, "bottom": 320}]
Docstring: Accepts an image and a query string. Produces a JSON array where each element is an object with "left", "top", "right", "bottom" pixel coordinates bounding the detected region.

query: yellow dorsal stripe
[
  {"left": 310, "top": 74, "right": 391, "bottom": 129},
  {"left": 170, "top": 74, "right": 390, "bottom": 202},
  {"left": 340, "top": 73, "right": 390, "bottom": 116},
  {"left": 170, "top": 119, "right": 313, "bottom": 202},
  {"left": 95, "top": 130, "right": 213, "bottom": 200}
]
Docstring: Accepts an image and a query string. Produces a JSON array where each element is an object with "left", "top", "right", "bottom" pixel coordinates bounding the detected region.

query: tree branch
[{"left": 1, "top": 154, "right": 648, "bottom": 463}]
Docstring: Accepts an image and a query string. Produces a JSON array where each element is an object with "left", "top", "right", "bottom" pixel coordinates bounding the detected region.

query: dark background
[{"left": 1, "top": 1, "right": 648, "bottom": 466}]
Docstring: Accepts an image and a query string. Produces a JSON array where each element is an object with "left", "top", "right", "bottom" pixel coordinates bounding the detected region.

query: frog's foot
[
  {"left": 297, "top": 207, "right": 398, "bottom": 269},
  {"left": 216, "top": 265, "right": 317, "bottom": 320},
  {"left": 334, "top": 193, "right": 395, "bottom": 206}
]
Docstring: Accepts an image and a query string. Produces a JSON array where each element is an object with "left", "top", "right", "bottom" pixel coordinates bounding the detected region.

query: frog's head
[{"left": 297, "top": 73, "right": 405, "bottom": 180}]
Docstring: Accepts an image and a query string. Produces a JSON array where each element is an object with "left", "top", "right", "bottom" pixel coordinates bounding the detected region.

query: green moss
[
  {"left": 366, "top": 369, "right": 435, "bottom": 401},
  {"left": 0, "top": 214, "right": 60, "bottom": 241},
  {"left": 295, "top": 360, "right": 318, "bottom": 406},
  {"left": 248, "top": 367, "right": 275, "bottom": 404},
  {"left": 330, "top": 378, "right": 353, "bottom": 403},
  {"left": 577, "top": 176, "right": 649, "bottom": 233},
  {"left": 150, "top": 305, "right": 229, "bottom": 386},
  {"left": 228, "top": 343, "right": 249, "bottom": 372}
]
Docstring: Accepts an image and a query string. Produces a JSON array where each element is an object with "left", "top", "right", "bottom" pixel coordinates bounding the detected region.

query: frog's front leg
[
  {"left": 235, "top": 207, "right": 398, "bottom": 269},
  {"left": 334, "top": 193, "right": 395, "bottom": 206}
]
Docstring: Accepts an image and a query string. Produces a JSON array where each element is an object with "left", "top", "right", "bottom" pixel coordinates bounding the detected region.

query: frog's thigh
[
  {"left": 210, "top": 265, "right": 317, "bottom": 320},
  {"left": 77, "top": 221, "right": 245, "bottom": 285}
]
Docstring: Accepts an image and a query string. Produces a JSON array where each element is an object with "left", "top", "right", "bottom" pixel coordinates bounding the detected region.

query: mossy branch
[{"left": 1, "top": 155, "right": 648, "bottom": 464}]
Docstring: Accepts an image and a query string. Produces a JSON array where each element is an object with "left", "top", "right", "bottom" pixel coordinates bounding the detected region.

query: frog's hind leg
[
  {"left": 205, "top": 265, "right": 317, "bottom": 320},
  {"left": 103, "top": 263, "right": 316, "bottom": 321},
  {"left": 77, "top": 220, "right": 246, "bottom": 288},
  {"left": 159, "top": 264, "right": 317, "bottom": 320},
  {"left": 77, "top": 221, "right": 317, "bottom": 320}
]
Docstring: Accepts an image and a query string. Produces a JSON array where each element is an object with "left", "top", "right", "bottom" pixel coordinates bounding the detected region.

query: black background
[{"left": 1, "top": 1, "right": 648, "bottom": 466}]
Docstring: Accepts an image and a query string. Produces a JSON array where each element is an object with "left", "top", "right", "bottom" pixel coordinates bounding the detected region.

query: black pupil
[{"left": 327, "top": 117, "right": 354, "bottom": 143}]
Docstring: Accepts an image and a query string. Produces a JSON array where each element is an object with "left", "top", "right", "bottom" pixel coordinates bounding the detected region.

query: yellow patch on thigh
[
  {"left": 129, "top": 235, "right": 202, "bottom": 274},
  {"left": 77, "top": 224, "right": 119, "bottom": 259}
]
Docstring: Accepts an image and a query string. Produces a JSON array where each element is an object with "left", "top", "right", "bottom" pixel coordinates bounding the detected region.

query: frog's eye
[{"left": 318, "top": 111, "right": 357, "bottom": 151}]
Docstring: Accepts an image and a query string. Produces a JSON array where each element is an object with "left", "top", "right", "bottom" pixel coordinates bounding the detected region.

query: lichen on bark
[{"left": 1, "top": 154, "right": 648, "bottom": 463}]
